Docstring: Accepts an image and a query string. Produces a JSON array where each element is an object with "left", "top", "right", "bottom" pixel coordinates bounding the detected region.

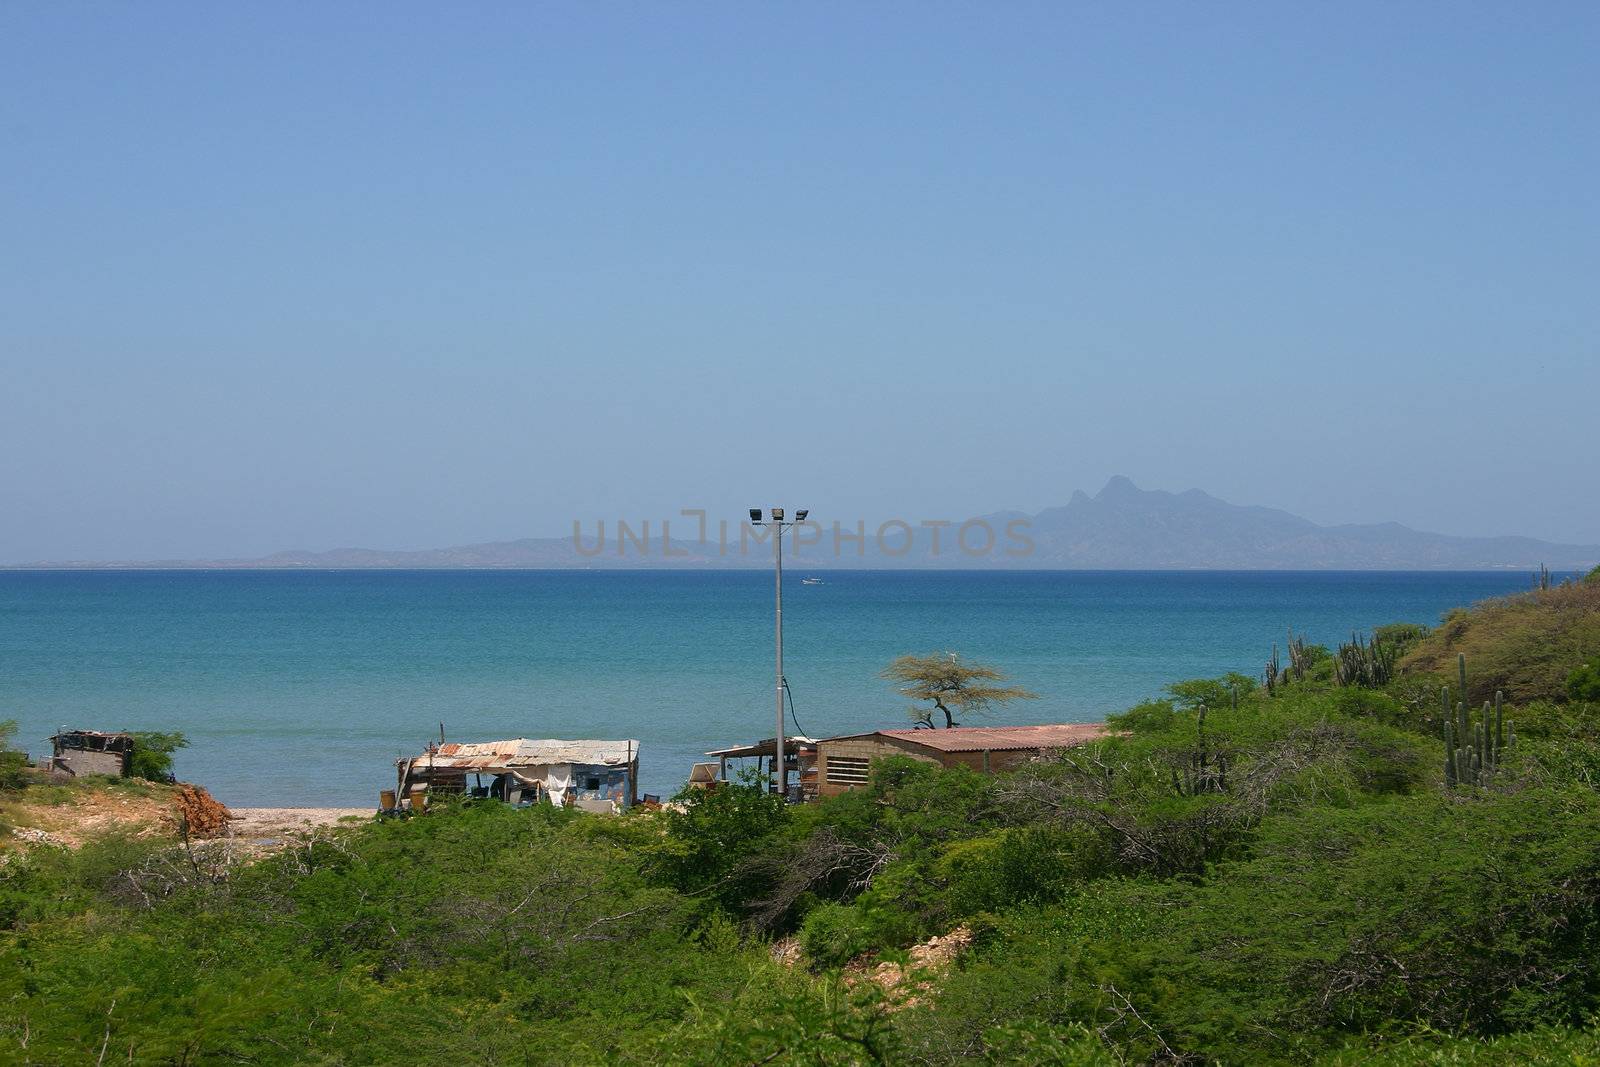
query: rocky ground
[
  {"left": 2, "top": 776, "right": 370, "bottom": 854},
  {"left": 226, "top": 807, "right": 373, "bottom": 840},
  {"left": 1, "top": 780, "right": 179, "bottom": 848}
]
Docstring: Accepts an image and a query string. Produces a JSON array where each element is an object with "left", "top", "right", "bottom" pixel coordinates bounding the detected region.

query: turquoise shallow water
[{"left": 0, "top": 569, "right": 1543, "bottom": 807}]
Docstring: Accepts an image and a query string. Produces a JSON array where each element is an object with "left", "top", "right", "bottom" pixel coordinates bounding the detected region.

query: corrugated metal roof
[
  {"left": 402, "top": 738, "right": 638, "bottom": 770},
  {"left": 704, "top": 736, "right": 817, "bottom": 759},
  {"left": 822, "top": 723, "right": 1107, "bottom": 753}
]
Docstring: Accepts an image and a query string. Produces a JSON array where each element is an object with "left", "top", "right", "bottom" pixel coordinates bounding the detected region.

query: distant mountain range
[{"left": 12, "top": 477, "right": 1599, "bottom": 571}]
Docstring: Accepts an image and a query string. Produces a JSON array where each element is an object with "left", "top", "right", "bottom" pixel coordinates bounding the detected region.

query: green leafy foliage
[
  {"left": 1374, "top": 622, "right": 1430, "bottom": 655},
  {"left": 0, "top": 720, "right": 27, "bottom": 792},
  {"left": 1319, "top": 1026, "right": 1600, "bottom": 1065},
  {"left": 1104, "top": 697, "right": 1177, "bottom": 734},
  {"left": 0, "top": 801, "right": 774, "bottom": 1062},
  {"left": 1165, "top": 671, "right": 1257, "bottom": 710},
  {"left": 127, "top": 730, "right": 189, "bottom": 781},
  {"left": 1567, "top": 660, "right": 1600, "bottom": 702},
  {"left": 654, "top": 775, "right": 790, "bottom": 913},
  {"left": 882, "top": 652, "right": 1037, "bottom": 728},
  {"left": 800, "top": 901, "right": 877, "bottom": 969},
  {"left": 1402, "top": 581, "right": 1600, "bottom": 703}
]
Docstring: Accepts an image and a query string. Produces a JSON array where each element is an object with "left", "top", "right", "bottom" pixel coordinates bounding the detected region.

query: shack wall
[
  {"left": 53, "top": 750, "right": 127, "bottom": 778},
  {"left": 816, "top": 735, "right": 941, "bottom": 797},
  {"left": 815, "top": 735, "right": 1047, "bottom": 796},
  {"left": 568, "top": 762, "right": 633, "bottom": 807}
]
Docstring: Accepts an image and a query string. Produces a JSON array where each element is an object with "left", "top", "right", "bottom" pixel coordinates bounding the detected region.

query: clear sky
[{"left": 2, "top": 3, "right": 1597, "bottom": 562}]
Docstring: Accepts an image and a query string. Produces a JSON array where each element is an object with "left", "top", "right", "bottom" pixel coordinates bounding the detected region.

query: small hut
[
  {"left": 48, "top": 730, "right": 134, "bottom": 778},
  {"left": 814, "top": 723, "right": 1106, "bottom": 797},
  {"left": 702, "top": 736, "right": 818, "bottom": 800},
  {"left": 396, "top": 738, "right": 639, "bottom": 812}
]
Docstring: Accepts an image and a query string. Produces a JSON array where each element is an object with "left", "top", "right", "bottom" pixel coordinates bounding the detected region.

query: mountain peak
[{"left": 1097, "top": 475, "right": 1141, "bottom": 499}]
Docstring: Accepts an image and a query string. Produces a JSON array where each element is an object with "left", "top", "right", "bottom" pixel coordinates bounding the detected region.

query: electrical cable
[{"left": 781, "top": 674, "right": 811, "bottom": 739}]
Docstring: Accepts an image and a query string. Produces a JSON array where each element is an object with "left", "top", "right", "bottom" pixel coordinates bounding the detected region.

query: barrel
[{"left": 379, "top": 789, "right": 396, "bottom": 811}]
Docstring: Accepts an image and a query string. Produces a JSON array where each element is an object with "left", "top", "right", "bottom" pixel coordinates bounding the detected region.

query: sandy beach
[{"left": 227, "top": 807, "right": 372, "bottom": 838}]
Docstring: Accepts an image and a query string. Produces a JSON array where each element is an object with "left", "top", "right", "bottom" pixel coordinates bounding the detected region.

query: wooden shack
[
  {"left": 48, "top": 730, "right": 134, "bottom": 778},
  {"left": 396, "top": 737, "right": 639, "bottom": 812},
  {"left": 702, "top": 735, "right": 818, "bottom": 800},
  {"left": 814, "top": 723, "right": 1106, "bottom": 797}
]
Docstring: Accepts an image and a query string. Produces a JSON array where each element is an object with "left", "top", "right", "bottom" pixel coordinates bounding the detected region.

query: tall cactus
[
  {"left": 1287, "top": 631, "right": 1312, "bottom": 682},
  {"left": 1334, "top": 630, "right": 1398, "bottom": 688},
  {"left": 1442, "top": 654, "right": 1510, "bottom": 787},
  {"left": 1443, "top": 709, "right": 1458, "bottom": 787}
]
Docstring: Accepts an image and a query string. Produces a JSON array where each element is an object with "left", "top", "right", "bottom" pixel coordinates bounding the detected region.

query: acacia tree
[{"left": 882, "top": 652, "right": 1038, "bottom": 729}]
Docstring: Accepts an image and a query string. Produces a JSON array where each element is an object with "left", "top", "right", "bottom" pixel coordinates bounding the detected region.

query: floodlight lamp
[
  {"left": 749, "top": 508, "right": 763, "bottom": 522},
  {"left": 771, "top": 508, "right": 784, "bottom": 521},
  {"left": 795, "top": 509, "right": 809, "bottom": 521}
]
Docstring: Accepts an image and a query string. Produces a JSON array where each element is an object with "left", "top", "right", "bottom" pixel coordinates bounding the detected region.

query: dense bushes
[
  {"left": 127, "top": 730, "right": 189, "bottom": 781},
  {"left": 1568, "top": 659, "right": 1600, "bottom": 702},
  {"left": 0, "top": 720, "right": 26, "bottom": 792},
  {"left": 1401, "top": 581, "right": 1600, "bottom": 703},
  {"left": 0, "top": 803, "right": 775, "bottom": 1062}
]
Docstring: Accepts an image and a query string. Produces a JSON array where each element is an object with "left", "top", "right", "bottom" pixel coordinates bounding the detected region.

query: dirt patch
[
  {"left": 2, "top": 786, "right": 372, "bottom": 861},
  {"left": 770, "top": 936, "right": 803, "bottom": 967},
  {"left": 846, "top": 925, "right": 974, "bottom": 1008},
  {"left": 227, "top": 807, "right": 373, "bottom": 840},
  {"left": 174, "top": 784, "right": 232, "bottom": 837},
  {"left": 1, "top": 782, "right": 179, "bottom": 849}
]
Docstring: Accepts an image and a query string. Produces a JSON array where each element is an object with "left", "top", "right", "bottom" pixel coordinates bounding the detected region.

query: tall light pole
[{"left": 749, "top": 506, "right": 808, "bottom": 797}]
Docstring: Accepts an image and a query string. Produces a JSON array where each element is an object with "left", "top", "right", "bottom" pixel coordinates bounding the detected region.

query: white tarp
[{"left": 545, "top": 763, "right": 573, "bottom": 807}]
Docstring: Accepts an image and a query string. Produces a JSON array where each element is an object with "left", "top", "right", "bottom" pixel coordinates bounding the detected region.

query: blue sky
[{"left": 2, "top": 3, "right": 1597, "bottom": 561}]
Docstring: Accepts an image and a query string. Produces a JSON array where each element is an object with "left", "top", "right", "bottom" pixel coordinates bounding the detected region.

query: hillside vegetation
[
  {"left": 2, "top": 585, "right": 1599, "bottom": 1064},
  {"left": 1401, "top": 572, "right": 1600, "bottom": 703}
]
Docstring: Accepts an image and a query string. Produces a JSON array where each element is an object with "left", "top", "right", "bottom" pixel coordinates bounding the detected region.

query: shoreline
[{"left": 227, "top": 807, "right": 372, "bottom": 838}]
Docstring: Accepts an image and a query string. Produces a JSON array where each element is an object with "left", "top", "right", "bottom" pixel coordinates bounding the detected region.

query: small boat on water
[{"left": 801, "top": 577, "right": 823, "bottom": 585}]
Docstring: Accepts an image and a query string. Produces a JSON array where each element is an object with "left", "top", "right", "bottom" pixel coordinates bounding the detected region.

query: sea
[{"left": 0, "top": 569, "right": 1548, "bottom": 807}]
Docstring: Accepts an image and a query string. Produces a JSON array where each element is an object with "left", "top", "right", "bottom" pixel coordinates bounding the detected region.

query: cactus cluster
[
  {"left": 1443, "top": 653, "right": 1513, "bottom": 788},
  {"left": 1286, "top": 632, "right": 1313, "bottom": 682},
  {"left": 1334, "top": 631, "right": 1398, "bottom": 688},
  {"left": 1174, "top": 703, "right": 1228, "bottom": 796},
  {"left": 1265, "top": 632, "right": 1316, "bottom": 694}
]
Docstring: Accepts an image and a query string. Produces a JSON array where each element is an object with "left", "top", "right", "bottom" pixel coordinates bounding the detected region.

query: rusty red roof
[
  {"left": 823, "top": 723, "right": 1107, "bottom": 753},
  {"left": 399, "top": 738, "right": 638, "bottom": 771}
]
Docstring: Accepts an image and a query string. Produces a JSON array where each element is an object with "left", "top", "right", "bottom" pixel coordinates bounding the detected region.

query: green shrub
[
  {"left": 938, "top": 827, "right": 1088, "bottom": 915},
  {"left": 799, "top": 902, "right": 876, "bottom": 969},
  {"left": 653, "top": 777, "right": 790, "bottom": 914},
  {"left": 0, "top": 720, "right": 27, "bottom": 791},
  {"left": 981, "top": 1021, "right": 1118, "bottom": 1065},
  {"left": 1320, "top": 1026, "right": 1600, "bottom": 1065},
  {"left": 1105, "top": 699, "right": 1177, "bottom": 734},
  {"left": 1165, "top": 672, "right": 1258, "bottom": 710},
  {"left": 1374, "top": 622, "right": 1430, "bottom": 656},
  {"left": 1567, "top": 661, "right": 1600, "bottom": 703},
  {"left": 1326, "top": 686, "right": 1410, "bottom": 728},
  {"left": 1401, "top": 582, "right": 1600, "bottom": 703},
  {"left": 127, "top": 731, "right": 188, "bottom": 781}
]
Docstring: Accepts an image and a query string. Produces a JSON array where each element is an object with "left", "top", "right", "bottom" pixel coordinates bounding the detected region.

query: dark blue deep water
[{"left": 0, "top": 570, "right": 1543, "bottom": 806}]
